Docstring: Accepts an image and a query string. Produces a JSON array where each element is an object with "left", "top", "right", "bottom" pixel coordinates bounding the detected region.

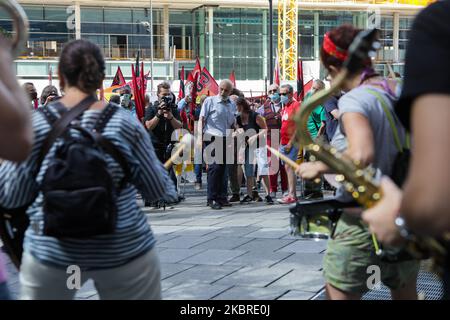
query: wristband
[
  {"left": 156, "top": 113, "right": 163, "bottom": 119},
  {"left": 395, "top": 215, "right": 412, "bottom": 240}
]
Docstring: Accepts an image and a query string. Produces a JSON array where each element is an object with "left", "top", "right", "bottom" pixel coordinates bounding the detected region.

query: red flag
[
  {"left": 178, "top": 66, "right": 185, "bottom": 100},
  {"left": 131, "top": 64, "right": 144, "bottom": 120},
  {"left": 296, "top": 59, "right": 305, "bottom": 101},
  {"left": 192, "top": 57, "right": 202, "bottom": 81},
  {"left": 229, "top": 70, "right": 236, "bottom": 88},
  {"left": 197, "top": 67, "right": 219, "bottom": 97},
  {"left": 112, "top": 66, "right": 126, "bottom": 86},
  {"left": 274, "top": 52, "right": 280, "bottom": 86}
]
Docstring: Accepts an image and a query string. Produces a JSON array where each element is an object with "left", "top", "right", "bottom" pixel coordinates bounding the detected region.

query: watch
[{"left": 395, "top": 215, "right": 412, "bottom": 240}]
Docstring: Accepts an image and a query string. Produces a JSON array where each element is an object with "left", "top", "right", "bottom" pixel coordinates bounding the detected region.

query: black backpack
[{"left": 38, "top": 96, "right": 131, "bottom": 238}]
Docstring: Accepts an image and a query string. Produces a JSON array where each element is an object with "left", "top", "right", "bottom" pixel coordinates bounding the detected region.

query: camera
[{"left": 159, "top": 95, "right": 175, "bottom": 112}]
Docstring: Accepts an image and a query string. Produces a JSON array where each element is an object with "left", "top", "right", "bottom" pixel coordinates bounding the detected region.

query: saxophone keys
[
  {"left": 372, "top": 193, "right": 381, "bottom": 201},
  {"left": 335, "top": 175, "right": 345, "bottom": 183},
  {"left": 357, "top": 186, "right": 366, "bottom": 193}
]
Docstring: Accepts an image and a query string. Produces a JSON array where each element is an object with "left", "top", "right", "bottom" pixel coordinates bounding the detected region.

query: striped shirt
[{"left": 0, "top": 103, "right": 177, "bottom": 270}]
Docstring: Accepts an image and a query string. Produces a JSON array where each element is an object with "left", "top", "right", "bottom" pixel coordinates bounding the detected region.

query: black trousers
[
  {"left": 205, "top": 138, "right": 227, "bottom": 203},
  {"left": 154, "top": 145, "right": 177, "bottom": 192}
]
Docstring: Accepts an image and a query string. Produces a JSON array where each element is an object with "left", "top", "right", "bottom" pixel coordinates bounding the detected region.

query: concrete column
[
  {"left": 198, "top": 9, "right": 205, "bottom": 66},
  {"left": 393, "top": 12, "right": 400, "bottom": 62},
  {"left": 75, "top": 2, "right": 81, "bottom": 40},
  {"left": 262, "top": 10, "right": 268, "bottom": 80},
  {"left": 182, "top": 25, "right": 186, "bottom": 51},
  {"left": 163, "top": 5, "right": 170, "bottom": 60},
  {"left": 208, "top": 7, "right": 214, "bottom": 75},
  {"left": 314, "top": 12, "right": 319, "bottom": 60}
]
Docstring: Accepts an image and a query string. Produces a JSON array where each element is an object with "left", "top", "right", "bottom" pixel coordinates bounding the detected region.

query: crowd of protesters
[{"left": 0, "top": 0, "right": 449, "bottom": 301}]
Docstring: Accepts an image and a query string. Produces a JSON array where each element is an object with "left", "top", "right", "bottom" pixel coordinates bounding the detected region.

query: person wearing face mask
[
  {"left": 257, "top": 84, "right": 288, "bottom": 199},
  {"left": 145, "top": 82, "right": 183, "bottom": 206},
  {"left": 277, "top": 84, "right": 300, "bottom": 205},
  {"left": 198, "top": 79, "right": 236, "bottom": 210}
]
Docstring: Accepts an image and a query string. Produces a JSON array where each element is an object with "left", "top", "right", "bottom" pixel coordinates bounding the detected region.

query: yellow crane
[{"left": 278, "top": 0, "right": 298, "bottom": 81}]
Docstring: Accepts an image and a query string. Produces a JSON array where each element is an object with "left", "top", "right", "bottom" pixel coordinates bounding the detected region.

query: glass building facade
[{"left": 1, "top": 3, "right": 418, "bottom": 80}]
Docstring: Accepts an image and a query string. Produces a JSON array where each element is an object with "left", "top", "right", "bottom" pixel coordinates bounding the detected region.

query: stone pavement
[{"left": 2, "top": 182, "right": 328, "bottom": 300}]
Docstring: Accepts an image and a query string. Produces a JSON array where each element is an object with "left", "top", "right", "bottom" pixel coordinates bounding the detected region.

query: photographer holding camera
[{"left": 144, "top": 82, "right": 182, "bottom": 203}]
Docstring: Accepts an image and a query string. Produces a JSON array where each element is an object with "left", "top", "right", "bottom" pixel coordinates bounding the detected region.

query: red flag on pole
[
  {"left": 131, "top": 64, "right": 145, "bottom": 120},
  {"left": 192, "top": 57, "right": 202, "bottom": 81},
  {"left": 198, "top": 67, "right": 219, "bottom": 97},
  {"left": 178, "top": 66, "right": 185, "bottom": 100},
  {"left": 112, "top": 66, "right": 126, "bottom": 87},
  {"left": 274, "top": 52, "right": 280, "bottom": 86},
  {"left": 296, "top": 59, "right": 305, "bottom": 101},
  {"left": 229, "top": 70, "right": 236, "bottom": 88}
]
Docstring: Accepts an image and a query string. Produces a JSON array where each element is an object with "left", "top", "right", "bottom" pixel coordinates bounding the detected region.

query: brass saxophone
[
  {"left": 0, "top": 0, "right": 29, "bottom": 57},
  {"left": 294, "top": 29, "right": 448, "bottom": 272}
]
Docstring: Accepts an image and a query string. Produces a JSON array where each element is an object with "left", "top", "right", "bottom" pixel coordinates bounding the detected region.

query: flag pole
[{"left": 150, "top": 0, "right": 154, "bottom": 97}]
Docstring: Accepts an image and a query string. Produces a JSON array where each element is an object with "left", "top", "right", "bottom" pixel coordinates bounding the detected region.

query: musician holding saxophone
[
  {"left": 296, "top": 25, "right": 419, "bottom": 300},
  {"left": 362, "top": 1, "right": 450, "bottom": 300}
]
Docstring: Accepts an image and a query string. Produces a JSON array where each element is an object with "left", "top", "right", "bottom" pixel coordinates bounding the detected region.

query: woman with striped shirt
[{"left": 0, "top": 39, "right": 177, "bottom": 300}]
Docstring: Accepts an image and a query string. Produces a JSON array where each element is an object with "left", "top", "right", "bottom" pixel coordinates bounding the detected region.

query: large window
[{"left": 0, "top": 5, "right": 75, "bottom": 58}]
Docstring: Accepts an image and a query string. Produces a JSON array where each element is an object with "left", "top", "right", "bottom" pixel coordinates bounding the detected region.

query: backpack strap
[
  {"left": 365, "top": 88, "right": 410, "bottom": 152},
  {"left": 36, "top": 95, "right": 98, "bottom": 168},
  {"left": 93, "top": 104, "right": 131, "bottom": 189}
]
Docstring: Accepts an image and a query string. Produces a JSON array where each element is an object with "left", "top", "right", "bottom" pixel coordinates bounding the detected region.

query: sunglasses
[
  {"left": 268, "top": 90, "right": 277, "bottom": 94},
  {"left": 280, "top": 92, "right": 289, "bottom": 96}
]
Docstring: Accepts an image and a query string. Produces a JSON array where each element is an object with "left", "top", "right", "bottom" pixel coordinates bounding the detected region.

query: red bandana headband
[{"left": 323, "top": 32, "right": 348, "bottom": 62}]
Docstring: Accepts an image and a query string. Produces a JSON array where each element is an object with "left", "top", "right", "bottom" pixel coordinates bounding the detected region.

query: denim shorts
[{"left": 279, "top": 144, "right": 300, "bottom": 165}]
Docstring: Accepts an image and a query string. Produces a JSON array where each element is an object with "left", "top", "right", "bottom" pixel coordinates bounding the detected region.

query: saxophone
[{"left": 294, "top": 29, "right": 448, "bottom": 272}]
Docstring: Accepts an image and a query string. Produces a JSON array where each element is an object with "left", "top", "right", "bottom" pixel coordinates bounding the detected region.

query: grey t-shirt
[
  {"left": 200, "top": 96, "right": 236, "bottom": 137},
  {"left": 332, "top": 85, "right": 406, "bottom": 201}
]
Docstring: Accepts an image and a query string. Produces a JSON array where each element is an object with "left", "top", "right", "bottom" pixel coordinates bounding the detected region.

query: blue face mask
[
  {"left": 280, "top": 95, "right": 289, "bottom": 105},
  {"left": 270, "top": 93, "right": 280, "bottom": 102}
]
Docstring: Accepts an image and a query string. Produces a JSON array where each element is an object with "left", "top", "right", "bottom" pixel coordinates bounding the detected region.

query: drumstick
[
  {"left": 267, "top": 146, "right": 321, "bottom": 184},
  {"left": 164, "top": 134, "right": 193, "bottom": 169},
  {"left": 267, "top": 145, "right": 300, "bottom": 171}
]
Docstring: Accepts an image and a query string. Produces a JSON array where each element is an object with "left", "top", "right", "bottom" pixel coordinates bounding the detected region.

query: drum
[{"left": 290, "top": 212, "right": 333, "bottom": 240}]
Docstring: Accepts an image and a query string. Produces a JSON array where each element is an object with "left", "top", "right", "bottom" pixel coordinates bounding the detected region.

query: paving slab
[
  {"left": 214, "top": 266, "right": 293, "bottom": 288},
  {"left": 267, "top": 269, "right": 325, "bottom": 293},
  {"left": 270, "top": 253, "right": 325, "bottom": 271},
  {"left": 225, "top": 251, "right": 293, "bottom": 268},
  {"left": 212, "top": 226, "right": 262, "bottom": 237},
  {"left": 162, "top": 283, "right": 233, "bottom": 300},
  {"left": 181, "top": 249, "right": 247, "bottom": 265},
  {"left": 160, "top": 263, "right": 196, "bottom": 280},
  {"left": 191, "top": 237, "right": 254, "bottom": 250},
  {"left": 277, "top": 239, "right": 328, "bottom": 254},
  {"left": 235, "top": 239, "right": 295, "bottom": 252},
  {"left": 277, "top": 290, "right": 316, "bottom": 300},
  {"left": 158, "top": 248, "right": 206, "bottom": 263},
  {"left": 157, "top": 235, "right": 217, "bottom": 249},
  {"left": 244, "top": 228, "right": 291, "bottom": 239},
  {"left": 213, "top": 286, "right": 288, "bottom": 300}
]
